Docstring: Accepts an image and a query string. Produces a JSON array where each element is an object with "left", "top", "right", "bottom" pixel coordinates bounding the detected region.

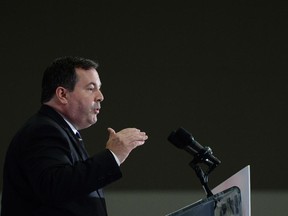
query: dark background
[{"left": 0, "top": 0, "right": 287, "bottom": 191}]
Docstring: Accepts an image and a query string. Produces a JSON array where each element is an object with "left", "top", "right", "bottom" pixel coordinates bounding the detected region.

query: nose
[{"left": 96, "top": 90, "right": 104, "bottom": 102}]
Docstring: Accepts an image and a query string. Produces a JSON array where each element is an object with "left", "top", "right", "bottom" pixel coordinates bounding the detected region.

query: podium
[
  {"left": 166, "top": 186, "right": 242, "bottom": 216},
  {"left": 165, "top": 165, "right": 251, "bottom": 216},
  {"left": 167, "top": 128, "right": 251, "bottom": 216}
]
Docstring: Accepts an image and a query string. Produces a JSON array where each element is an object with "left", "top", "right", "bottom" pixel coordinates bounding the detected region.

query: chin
[{"left": 91, "top": 118, "right": 98, "bottom": 125}]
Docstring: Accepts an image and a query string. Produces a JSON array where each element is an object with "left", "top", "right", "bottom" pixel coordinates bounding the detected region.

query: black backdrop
[{"left": 0, "top": 0, "right": 287, "bottom": 191}]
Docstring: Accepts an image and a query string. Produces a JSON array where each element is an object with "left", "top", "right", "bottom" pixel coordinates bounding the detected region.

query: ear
[{"left": 55, "top": 87, "right": 69, "bottom": 104}]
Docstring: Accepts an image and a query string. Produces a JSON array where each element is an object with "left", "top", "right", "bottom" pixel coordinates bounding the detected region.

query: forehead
[{"left": 75, "top": 67, "right": 101, "bottom": 86}]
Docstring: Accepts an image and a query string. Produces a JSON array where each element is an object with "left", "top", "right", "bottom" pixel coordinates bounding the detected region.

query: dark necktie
[
  {"left": 76, "top": 131, "right": 108, "bottom": 215},
  {"left": 75, "top": 131, "right": 89, "bottom": 159}
]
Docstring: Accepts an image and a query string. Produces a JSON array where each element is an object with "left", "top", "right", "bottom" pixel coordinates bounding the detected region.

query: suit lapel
[{"left": 39, "top": 105, "right": 88, "bottom": 161}]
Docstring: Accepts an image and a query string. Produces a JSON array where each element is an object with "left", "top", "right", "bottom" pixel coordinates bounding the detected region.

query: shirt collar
[
  {"left": 56, "top": 112, "right": 78, "bottom": 135},
  {"left": 63, "top": 118, "right": 78, "bottom": 135}
]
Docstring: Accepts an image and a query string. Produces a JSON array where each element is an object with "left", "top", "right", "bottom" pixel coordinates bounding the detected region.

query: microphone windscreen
[{"left": 168, "top": 128, "right": 191, "bottom": 149}]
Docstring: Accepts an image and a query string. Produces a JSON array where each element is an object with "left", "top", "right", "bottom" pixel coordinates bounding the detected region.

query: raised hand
[{"left": 106, "top": 127, "right": 148, "bottom": 164}]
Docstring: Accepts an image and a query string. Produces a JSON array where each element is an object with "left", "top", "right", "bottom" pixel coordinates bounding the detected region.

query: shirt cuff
[{"left": 109, "top": 150, "right": 121, "bottom": 166}]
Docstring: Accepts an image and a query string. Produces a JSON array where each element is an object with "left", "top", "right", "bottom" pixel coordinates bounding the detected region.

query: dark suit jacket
[{"left": 1, "top": 105, "right": 122, "bottom": 216}]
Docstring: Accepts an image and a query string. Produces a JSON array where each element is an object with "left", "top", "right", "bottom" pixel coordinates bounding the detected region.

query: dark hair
[{"left": 41, "top": 56, "right": 99, "bottom": 103}]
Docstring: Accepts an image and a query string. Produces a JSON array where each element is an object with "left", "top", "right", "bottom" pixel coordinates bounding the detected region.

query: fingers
[
  {"left": 118, "top": 128, "right": 148, "bottom": 146},
  {"left": 108, "top": 128, "right": 147, "bottom": 141},
  {"left": 134, "top": 131, "right": 148, "bottom": 144}
]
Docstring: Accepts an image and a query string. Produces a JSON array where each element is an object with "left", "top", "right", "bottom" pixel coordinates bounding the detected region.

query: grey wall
[{"left": 0, "top": 0, "right": 287, "bottom": 196}]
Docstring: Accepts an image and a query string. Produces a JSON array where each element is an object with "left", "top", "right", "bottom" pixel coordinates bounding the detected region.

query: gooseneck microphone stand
[
  {"left": 168, "top": 127, "right": 221, "bottom": 198},
  {"left": 188, "top": 146, "right": 218, "bottom": 198}
]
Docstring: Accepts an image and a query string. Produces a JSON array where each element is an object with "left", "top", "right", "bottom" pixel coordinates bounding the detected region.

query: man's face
[{"left": 65, "top": 67, "right": 104, "bottom": 130}]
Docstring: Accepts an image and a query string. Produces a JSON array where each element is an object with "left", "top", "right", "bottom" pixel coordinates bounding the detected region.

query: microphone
[{"left": 168, "top": 127, "right": 221, "bottom": 165}]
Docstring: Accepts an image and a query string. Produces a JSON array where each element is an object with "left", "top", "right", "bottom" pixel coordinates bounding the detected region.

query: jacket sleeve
[{"left": 20, "top": 123, "right": 122, "bottom": 203}]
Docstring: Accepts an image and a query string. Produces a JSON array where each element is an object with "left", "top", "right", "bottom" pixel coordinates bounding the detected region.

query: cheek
[
  {"left": 70, "top": 96, "right": 94, "bottom": 114},
  {"left": 79, "top": 100, "right": 94, "bottom": 114}
]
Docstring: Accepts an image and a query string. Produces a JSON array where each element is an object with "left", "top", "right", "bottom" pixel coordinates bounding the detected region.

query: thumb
[{"left": 107, "top": 127, "right": 116, "bottom": 137}]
